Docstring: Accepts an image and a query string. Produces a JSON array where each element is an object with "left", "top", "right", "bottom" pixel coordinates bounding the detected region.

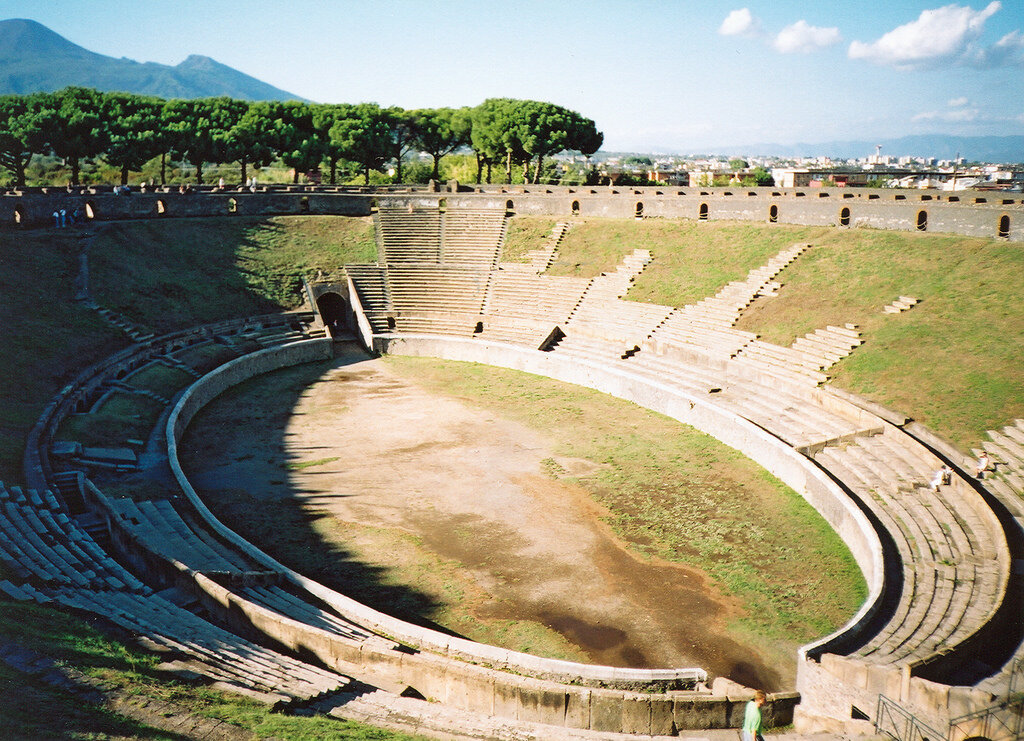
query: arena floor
[{"left": 181, "top": 345, "right": 788, "bottom": 690}]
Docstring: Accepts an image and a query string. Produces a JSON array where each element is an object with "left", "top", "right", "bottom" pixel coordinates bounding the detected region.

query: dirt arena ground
[{"left": 182, "top": 346, "right": 786, "bottom": 690}]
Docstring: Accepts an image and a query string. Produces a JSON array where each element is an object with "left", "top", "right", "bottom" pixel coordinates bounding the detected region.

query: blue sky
[{"left": 2, "top": 0, "right": 1023, "bottom": 152}]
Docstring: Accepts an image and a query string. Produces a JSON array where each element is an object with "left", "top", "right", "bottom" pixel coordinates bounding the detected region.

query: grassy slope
[
  {"left": 546, "top": 217, "right": 1024, "bottom": 451},
  {"left": 0, "top": 215, "right": 375, "bottom": 481}
]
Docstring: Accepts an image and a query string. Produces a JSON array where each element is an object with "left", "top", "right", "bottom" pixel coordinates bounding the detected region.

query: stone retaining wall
[{"left": 3, "top": 187, "right": 1020, "bottom": 240}]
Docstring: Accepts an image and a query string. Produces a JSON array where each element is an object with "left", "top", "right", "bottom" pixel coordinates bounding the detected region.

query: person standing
[{"left": 742, "top": 689, "right": 767, "bottom": 741}]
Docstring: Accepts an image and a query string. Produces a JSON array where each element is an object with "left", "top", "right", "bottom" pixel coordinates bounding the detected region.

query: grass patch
[
  {"left": 124, "top": 363, "right": 195, "bottom": 399},
  {"left": 0, "top": 598, "right": 430, "bottom": 740},
  {"left": 284, "top": 456, "right": 341, "bottom": 471},
  {"left": 502, "top": 215, "right": 558, "bottom": 262},
  {"left": 0, "top": 215, "right": 373, "bottom": 482},
  {"left": 381, "top": 356, "right": 866, "bottom": 646}
]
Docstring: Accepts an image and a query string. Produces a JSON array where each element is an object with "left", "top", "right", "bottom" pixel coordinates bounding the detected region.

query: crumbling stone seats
[
  {"left": 375, "top": 207, "right": 507, "bottom": 269},
  {"left": 375, "top": 208, "right": 442, "bottom": 262},
  {"left": 0, "top": 482, "right": 145, "bottom": 592},
  {"left": 102, "top": 495, "right": 259, "bottom": 574},
  {"left": 342, "top": 223, "right": 1014, "bottom": 727},
  {"left": 33, "top": 584, "right": 350, "bottom": 706}
]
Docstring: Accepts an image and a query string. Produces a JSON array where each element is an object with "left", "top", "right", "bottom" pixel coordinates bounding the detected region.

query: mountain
[{"left": 0, "top": 18, "right": 306, "bottom": 101}]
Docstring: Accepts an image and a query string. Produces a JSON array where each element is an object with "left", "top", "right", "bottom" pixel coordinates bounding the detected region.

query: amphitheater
[{"left": 2, "top": 183, "right": 1023, "bottom": 740}]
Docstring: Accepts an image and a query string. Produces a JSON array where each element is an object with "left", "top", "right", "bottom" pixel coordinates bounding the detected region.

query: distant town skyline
[{"left": 1, "top": 0, "right": 1022, "bottom": 152}]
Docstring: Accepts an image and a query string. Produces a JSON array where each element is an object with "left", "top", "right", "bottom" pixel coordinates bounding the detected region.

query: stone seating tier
[
  {"left": 483, "top": 272, "right": 590, "bottom": 320},
  {"left": 104, "top": 496, "right": 258, "bottom": 574},
  {"left": 44, "top": 586, "right": 350, "bottom": 705},
  {"left": 0, "top": 485, "right": 145, "bottom": 592}
]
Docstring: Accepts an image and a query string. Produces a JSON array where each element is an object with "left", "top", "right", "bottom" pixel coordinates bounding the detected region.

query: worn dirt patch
[{"left": 183, "top": 348, "right": 785, "bottom": 689}]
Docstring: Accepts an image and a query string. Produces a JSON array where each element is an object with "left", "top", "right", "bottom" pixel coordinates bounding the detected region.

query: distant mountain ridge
[{"left": 0, "top": 18, "right": 306, "bottom": 101}]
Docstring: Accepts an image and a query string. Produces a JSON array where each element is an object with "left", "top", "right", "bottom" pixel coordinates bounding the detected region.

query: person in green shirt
[{"left": 742, "top": 689, "right": 767, "bottom": 741}]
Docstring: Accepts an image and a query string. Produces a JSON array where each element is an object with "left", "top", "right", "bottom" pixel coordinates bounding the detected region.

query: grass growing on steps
[
  {"left": 501, "top": 215, "right": 558, "bottom": 262},
  {"left": 533, "top": 217, "right": 1024, "bottom": 451},
  {"left": 0, "top": 599, "right": 429, "bottom": 740}
]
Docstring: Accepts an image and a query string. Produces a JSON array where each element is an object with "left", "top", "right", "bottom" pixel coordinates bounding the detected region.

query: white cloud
[
  {"left": 848, "top": 1, "right": 1008, "bottom": 68},
  {"left": 912, "top": 108, "right": 980, "bottom": 122},
  {"left": 972, "top": 29, "right": 1024, "bottom": 66},
  {"left": 719, "top": 8, "right": 758, "bottom": 37},
  {"left": 947, "top": 96, "right": 969, "bottom": 107},
  {"left": 773, "top": 20, "right": 842, "bottom": 53}
]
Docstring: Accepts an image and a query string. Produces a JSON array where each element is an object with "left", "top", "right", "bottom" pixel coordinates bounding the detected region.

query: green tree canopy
[
  {"left": 163, "top": 97, "right": 245, "bottom": 184},
  {"left": 328, "top": 103, "right": 393, "bottom": 185},
  {"left": 103, "top": 93, "right": 166, "bottom": 185},
  {"left": 0, "top": 93, "right": 52, "bottom": 187},
  {"left": 46, "top": 87, "right": 109, "bottom": 185},
  {"left": 411, "top": 107, "right": 472, "bottom": 181}
]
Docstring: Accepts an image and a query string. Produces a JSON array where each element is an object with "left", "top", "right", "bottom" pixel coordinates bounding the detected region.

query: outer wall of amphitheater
[{"left": 2, "top": 185, "right": 1022, "bottom": 241}]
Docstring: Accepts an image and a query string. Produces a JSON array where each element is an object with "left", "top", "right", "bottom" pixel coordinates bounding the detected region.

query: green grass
[
  {"left": 0, "top": 212, "right": 1021, "bottom": 737},
  {"left": 541, "top": 217, "right": 1024, "bottom": 451},
  {"left": 124, "top": 363, "right": 195, "bottom": 399},
  {"left": 0, "top": 215, "right": 375, "bottom": 482},
  {"left": 501, "top": 215, "right": 558, "bottom": 262},
  {"left": 284, "top": 456, "right": 341, "bottom": 470},
  {"left": 0, "top": 599, "right": 428, "bottom": 740}
]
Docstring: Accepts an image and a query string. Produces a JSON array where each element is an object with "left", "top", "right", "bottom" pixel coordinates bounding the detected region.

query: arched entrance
[
  {"left": 768, "top": 204, "right": 778, "bottom": 223},
  {"left": 698, "top": 203, "right": 709, "bottom": 220},
  {"left": 299, "top": 196, "right": 310, "bottom": 213},
  {"left": 505, "top": 199, "right": 514, "bottom": 216},
  {"left": 998, "top": 214, "right": 1010, "bottom": 238},
  {"left": 156, "top": 199, "right": 167, "bottom": 215},
  {"left": 439, "top": 198, "right": 448, "bottom": 213},
  {"left": 316, "top": 292, "right": 348, "bottom": 335},
  {"left": 635, "top": 201, "right": 644, "bottom": 218},
  {"left": 571, "top": 200, "right": 580, "bottom": 216},
  {"left": 84, "top": 201, "right": 96, "bottom": 220},
  {"left": 228, "top": 198, "right": 237, "bottom": 213},
  {"left": 13, "top": 203, "right": 25, "bottom": 225},
  {"left": 916, "top": 210, "right": 928, "bottom": 231},
  {"left": 839, "top": 207, "right": 851, "bottom": 227}
]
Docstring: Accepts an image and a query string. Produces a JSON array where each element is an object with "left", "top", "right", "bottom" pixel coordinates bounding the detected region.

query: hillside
[{"left": 0, "top": 18, "right": 305, "bottom": 100}]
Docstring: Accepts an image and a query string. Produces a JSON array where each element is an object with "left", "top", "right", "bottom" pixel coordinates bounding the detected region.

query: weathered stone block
[
  {"left": 589, "top": 691, "right": 624, "bottom": 732},
  {"left": 564, "top": 688, "right": 591, "bottom": 730},
  {"left": 491, "top": 681, "right": 520, "bottom": 721},
  {"left": 516, "top": 686, "right": 566, "bottom": 726},
  {"left": 649, "top": 695, "right": 676, "bottom": 736},
  {"left": 443, "top": 668, "right": 494, "bottom": 714},
  {"left": 621, "top": 696, "right": 652, "bottom": 735},
  {"left": 673, "top": 696, "right": 729, "bottom": 729}
]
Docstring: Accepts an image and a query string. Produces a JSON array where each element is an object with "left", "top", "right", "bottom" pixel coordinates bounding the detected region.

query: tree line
[{"left": 0, "top": 88, "right": 603, "bottom": 187}]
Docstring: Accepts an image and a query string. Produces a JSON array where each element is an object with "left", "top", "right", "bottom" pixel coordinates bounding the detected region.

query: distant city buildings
[{"left": 556, "top": 150, "right": 1023, "bottom": 191}]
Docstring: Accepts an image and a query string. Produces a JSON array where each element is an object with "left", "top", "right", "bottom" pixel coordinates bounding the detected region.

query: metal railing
[{"left": 876, "top": 695, "right": 945, "bottom": 741}]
